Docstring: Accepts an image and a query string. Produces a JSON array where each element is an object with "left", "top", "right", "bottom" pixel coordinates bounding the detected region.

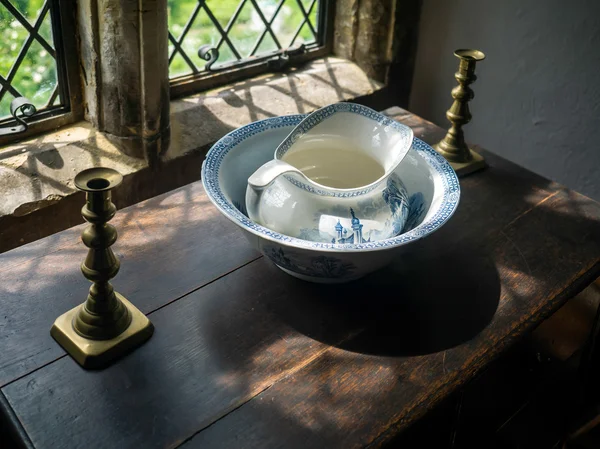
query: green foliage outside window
[
  {"left": 0, "top": 0, "right": 58, "bottom": 119},
  {"left": 168, "top": 0, "right": 319, "bottom": 78}
]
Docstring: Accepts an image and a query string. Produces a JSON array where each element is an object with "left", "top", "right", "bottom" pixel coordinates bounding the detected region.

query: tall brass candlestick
[
  {"left": 434, "top": 49, "right": 486, "bottom": 176},
  {"left": 51, "top": 167, "right": 153, "bottom": 369}
]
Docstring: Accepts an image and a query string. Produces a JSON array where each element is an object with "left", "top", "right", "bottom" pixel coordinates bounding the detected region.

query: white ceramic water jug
[{"left": 245, "top": 104, "right": 414, "bottom": 244}]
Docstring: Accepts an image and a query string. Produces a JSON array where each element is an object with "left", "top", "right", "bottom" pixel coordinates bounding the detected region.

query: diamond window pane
[
  {"left": 10, "top": 0, "right": 44, "bottom": 23},
  {"left": 256, "top": 0, "right": 281, "bottom": 22},
  {"left": 228, "top": 1, "right": 265, "bottom": 58},
  {"left": 169, "top": 50, "right": 191, "bottom": 79},
  {"left": 0, "top": 6, "right": 25, "bottom": 78},
  {"left": 0, "top": 0, "right": 63, "bottom": 119},
  {"left": 38, "top": 8, "right": 53, "bottom": 43},
  {"left": 255, "top": 31, "right": 278, "bottom": 55},
  {"left": 168, "top": 0, "right": 323, "bottom": 79},
  {"left": 11, "top": 39, "right": 57, "bottom": 106},
  {"left": 271, "top": 1, "right": 304, "bottom": 47},
  {"left": 209, "top": 0, "right": 246, "bottom": 29}
]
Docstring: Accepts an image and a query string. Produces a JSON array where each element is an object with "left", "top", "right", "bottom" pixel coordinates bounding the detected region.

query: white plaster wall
[{"left": 409, "top": 0, "right": 600, "bottom": 200}]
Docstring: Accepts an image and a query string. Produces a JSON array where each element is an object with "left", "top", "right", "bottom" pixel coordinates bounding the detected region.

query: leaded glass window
[{"left": 168, "top": 0, "right": 332, "bottom": 96}]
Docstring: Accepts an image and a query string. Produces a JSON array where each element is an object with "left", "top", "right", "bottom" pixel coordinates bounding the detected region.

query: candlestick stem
[{"left": 434, "top": 49, "right": 487, "bottom": 176}]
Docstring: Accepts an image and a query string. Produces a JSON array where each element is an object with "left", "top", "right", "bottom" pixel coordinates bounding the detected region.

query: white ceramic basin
[{"left": 202, "top": 114, "right": 460, "bottom": 283}]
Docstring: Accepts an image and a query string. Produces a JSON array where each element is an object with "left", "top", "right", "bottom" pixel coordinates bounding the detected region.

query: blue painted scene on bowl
[{"left": 202, "top": 112, "right": 460, "bottom": 283}]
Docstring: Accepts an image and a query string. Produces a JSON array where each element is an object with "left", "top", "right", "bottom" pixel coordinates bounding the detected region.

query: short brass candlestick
[
  {"left": 434, "top": 49, "right": 486, "bottom": 176},
  {"left": 51, "top": 167, "right": 153, "bottom": 369}
]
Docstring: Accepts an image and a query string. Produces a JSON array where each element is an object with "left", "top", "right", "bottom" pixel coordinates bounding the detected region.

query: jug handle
[
  {"left": 247, "top": 159, "right": 303, "bottom": 190},
  {"left": 246, "top": 160, "right": 304, "bottom": 223}
]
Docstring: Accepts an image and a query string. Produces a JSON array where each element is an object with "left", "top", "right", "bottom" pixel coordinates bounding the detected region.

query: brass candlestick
[
  {"left": 434, "top": 49, "right": 486, "bottom": 176},
  {"left": 51, "top": 167, "right": 153, "bottom": 369}
]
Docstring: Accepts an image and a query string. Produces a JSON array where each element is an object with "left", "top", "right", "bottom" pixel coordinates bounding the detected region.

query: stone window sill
[{"left": 0, "top": 57, "right": 384, "bottom": 253}]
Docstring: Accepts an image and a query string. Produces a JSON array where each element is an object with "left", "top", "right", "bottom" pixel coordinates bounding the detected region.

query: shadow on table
[{"left": 268, "top": 242, "right": 501, "bottom": 357}]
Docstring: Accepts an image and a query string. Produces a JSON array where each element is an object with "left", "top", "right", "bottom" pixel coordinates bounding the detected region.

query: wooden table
[{"left": 1, "top": 108, "right": 599, "bottom": 449}]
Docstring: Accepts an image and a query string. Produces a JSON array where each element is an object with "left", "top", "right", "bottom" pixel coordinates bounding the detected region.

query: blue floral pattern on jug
[
  {"left": 295, "top": 177, "right": 410, "bottom": 244},
  {"left": 299, "top": 208, "right": 372, "bottom": 244},
  {"left": 265, "top": 247, "right": 356, "bottom": 279}
]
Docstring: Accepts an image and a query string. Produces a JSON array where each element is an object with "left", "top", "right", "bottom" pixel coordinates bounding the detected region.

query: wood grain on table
[{"left": 0, "top": 108, "right": 599, "bottom": 449}]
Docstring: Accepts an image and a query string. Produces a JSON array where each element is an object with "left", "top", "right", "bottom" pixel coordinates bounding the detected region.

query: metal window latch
[
  {"left": 198, "top": 45, "right": 220, "bottom": 72},
  {"left": 198, "top": 44, "right": 307, "bottom": 73},
  {"left": 0, "top": 97, "right": 36, "bottom": 137},
  {"left": 267, "top": 44, "right": 306, "bottom": 71}
]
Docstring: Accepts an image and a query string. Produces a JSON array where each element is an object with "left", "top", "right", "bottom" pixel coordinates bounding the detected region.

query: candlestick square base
[
  {"left": 450, "top": 149, "right": 486, "bottom": 177},
  {"left": 435, "top": 147, "right": 487, "bottom": 177},
  {"left": 51, "top": 293, "right": 154, "bottom": 369}
]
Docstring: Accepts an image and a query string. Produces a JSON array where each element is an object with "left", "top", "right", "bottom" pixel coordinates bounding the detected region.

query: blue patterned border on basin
[{"left": 202, "top": 113, "right": 460, "bottom": 252}]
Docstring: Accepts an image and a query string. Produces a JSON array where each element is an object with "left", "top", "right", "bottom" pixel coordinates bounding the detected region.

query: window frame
[
  {"left": 169, "top": 0, "right": 335, "bottom": 99},
  {"left": 0, "top": 0, "right": 82, "bottom": 147}
]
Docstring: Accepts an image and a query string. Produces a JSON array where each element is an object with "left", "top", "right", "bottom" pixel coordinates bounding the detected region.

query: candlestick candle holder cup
[
  {"left": 51, "top": 167, "right": 153, "bottom": 369},
  {"left": 434, "top": 49, "right": 486, "bottom": 176}
]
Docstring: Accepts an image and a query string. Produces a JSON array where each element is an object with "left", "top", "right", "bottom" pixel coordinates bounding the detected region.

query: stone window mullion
[{"left": 78, "top": 0, "right": 170, "bottom": 164}]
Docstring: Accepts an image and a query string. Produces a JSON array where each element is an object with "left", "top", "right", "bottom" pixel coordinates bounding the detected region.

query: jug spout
[{"left": 246, "top": 159, "right": 303, "bottom": 224}]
